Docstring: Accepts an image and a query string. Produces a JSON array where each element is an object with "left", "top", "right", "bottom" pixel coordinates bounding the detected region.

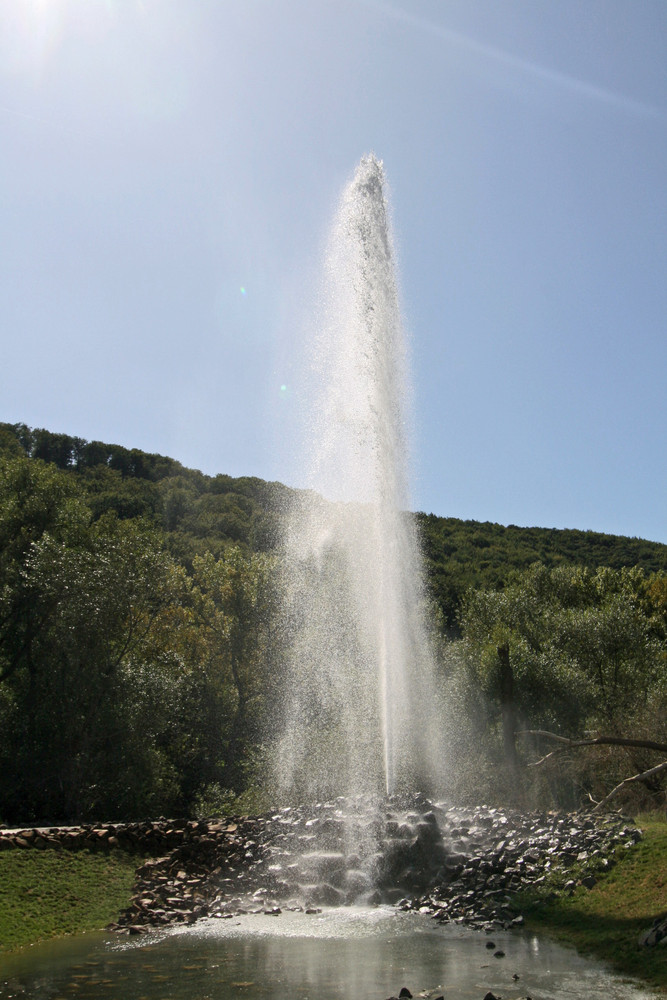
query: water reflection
[{"left": 0, "top": 908, "right": 657, "bottom": 1000}]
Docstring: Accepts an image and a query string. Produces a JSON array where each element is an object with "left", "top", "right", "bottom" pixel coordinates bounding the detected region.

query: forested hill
[
  {"left": 417, "top": 513, "right": 667, "bottom": 630},
  {"left": 0, "top": 421, "right": 292, "bottom": 560},
  {"left": 2, "top": 421, "right": 666, "bottom": 627},
  {"left": 2, "top": 421, "right": 666, "bottom": 822}
]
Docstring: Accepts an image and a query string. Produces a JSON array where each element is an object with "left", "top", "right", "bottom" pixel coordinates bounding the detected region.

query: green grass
[
  {"left": 0, "top": 848, "right": 138, "bottom": 952},
  {"left": 516, "top": 814, "right": 667, "bottom": 993}
]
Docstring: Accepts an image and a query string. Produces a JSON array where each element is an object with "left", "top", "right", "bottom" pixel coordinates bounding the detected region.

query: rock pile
[
  {"left": 394, "top": 799, "right": 641, "bottom": 930},
  {"left": 109, "top": 816, "right": 279, "bottom": 932},
  {"left": 1, "top": 797, "right": 642, "bottom": 935},
  {"left": 114, "top": 799, "right": 389, "bottom": 929},
  {"left": 110, "top": 795, "right": 640, "bottom": 932}
]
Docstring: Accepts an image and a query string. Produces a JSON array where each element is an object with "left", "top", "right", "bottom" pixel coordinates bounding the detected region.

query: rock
[
  {"left": 345, "top": 869, "right": 372, "bottom": 896},
  {"left": 307, "top": 882, "right": 345, "bottom": 906},
  {"left": 638, "top": 916, "right": 667, "bottom": 947},
  {"left": 398, "top": 989, "right": 412, "bottom": 998}
]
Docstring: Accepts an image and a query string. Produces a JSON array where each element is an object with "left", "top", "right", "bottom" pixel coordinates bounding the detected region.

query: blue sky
[{"left": 1, "top": 0, "right": 665, "bottom": 543}]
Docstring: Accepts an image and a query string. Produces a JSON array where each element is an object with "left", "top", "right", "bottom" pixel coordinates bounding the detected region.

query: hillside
[
  {"left": 418, "top": 512, "right": 667, "bottom": 631},
  {"left": 3, "top": 421, "right": 666, "bottom": 630}
]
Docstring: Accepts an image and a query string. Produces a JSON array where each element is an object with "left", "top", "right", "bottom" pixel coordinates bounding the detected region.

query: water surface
[{"left": 0, "top": 907, "right": 657, "bottom": 1000}]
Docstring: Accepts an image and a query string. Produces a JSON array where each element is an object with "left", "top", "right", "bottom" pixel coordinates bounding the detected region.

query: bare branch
[
  {"left": 517, "top": 730, "right": 667, "bottom": 759},
  {"left": 517, "top": 729, "right": 573, "bottom": 745},
  {"left": 591, "top": 760, "right": 667, "bottom": 813},
  {"left": 526, "top": 747, "right": 572, "bottom": 768}
]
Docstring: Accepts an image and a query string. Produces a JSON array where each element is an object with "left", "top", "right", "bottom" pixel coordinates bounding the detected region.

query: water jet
[{"left": 275, "top": 154, "right": 443, "bottom": 803}]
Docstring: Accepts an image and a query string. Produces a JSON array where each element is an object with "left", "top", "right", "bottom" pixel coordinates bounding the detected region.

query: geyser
[{"left": 275, "top": 154, "right": 443, "bottom": 800}]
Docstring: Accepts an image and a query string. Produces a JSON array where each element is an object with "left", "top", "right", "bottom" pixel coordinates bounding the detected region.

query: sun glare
[{"left": 2, "top": 0, "right": 120, "bottom": 80}]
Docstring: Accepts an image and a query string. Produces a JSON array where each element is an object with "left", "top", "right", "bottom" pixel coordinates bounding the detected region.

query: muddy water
[{"left": 0, "top": 908, "right": 657, "bottom": 1000}]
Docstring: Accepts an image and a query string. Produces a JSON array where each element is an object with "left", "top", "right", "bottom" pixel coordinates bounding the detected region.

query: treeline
[
  {"left": 3, "top": 422, "right": 666, "bottom": 628},
  {"left": 1, "top": 422, "right": 666, "bottom": 822}
]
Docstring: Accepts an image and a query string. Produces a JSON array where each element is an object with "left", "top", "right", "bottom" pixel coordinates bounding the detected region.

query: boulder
[{"left": 638, "top": 916, "right": 667, "bottom": 947}]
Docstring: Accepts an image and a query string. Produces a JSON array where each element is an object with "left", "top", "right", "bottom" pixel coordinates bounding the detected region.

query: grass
[
  {"left": 515, "top": 813, "right": 667, "bottom": 993},
  {"left": 0, "top": 847, "right": 138, "bottom": 952}
]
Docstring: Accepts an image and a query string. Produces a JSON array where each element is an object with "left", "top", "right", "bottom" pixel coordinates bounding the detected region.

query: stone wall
[{"left": 0, "top": 818, "right": 247, "bottom": 855}]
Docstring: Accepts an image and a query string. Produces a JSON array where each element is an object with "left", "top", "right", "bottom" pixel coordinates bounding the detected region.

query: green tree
[
  {"left": 457, "top": 564, "right": 667, "bottom": 802},
  {"left": 188, "top": 547, "right": 277, "bottom": 796},
  {"left": 0, "top": 457, "right": 183, "bottom": 821}
]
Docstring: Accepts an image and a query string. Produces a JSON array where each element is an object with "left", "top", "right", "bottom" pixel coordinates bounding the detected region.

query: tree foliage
[
  {"left": 459, "top": 564, "right": 665, "bottom": 733},
  {"left": 0, "top": 453, "right": 278, "bottom": 823},
  {"left": 452, "top": 564, "right": 667, "bottom": 807},
  {"left": 1, "top": 423, "right": 666, "bottom": 819},
  {"left": 418, "top": 513, "right": 667, "bottom": 634},
  {"left": 3, "top": 422, "right": 664, "bottom": 597}
]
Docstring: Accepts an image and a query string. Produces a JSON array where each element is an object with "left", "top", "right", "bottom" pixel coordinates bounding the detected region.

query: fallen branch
[{"left": 591, "top": 759, "right": 667, "bottom": 812}]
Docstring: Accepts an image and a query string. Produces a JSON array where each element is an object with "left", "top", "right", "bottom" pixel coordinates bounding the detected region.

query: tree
[
  {"left": 0, "top": 457, "right": 184, "bottom": 821},
  {"left": 457, "top": 563, "right": 667, "bottom": 806},
  {"left": 188, "top": 547, "right": 276, "bottom": 796}
]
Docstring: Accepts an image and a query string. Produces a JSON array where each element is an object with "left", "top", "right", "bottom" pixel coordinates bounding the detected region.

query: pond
[{"left": 0, "top": 907, "right": 658, "bottom": 1000}]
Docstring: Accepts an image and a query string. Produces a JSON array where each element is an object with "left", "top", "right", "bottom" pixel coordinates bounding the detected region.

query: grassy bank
[
  {"left": 517, "top": 814, "right": 667, "bottom": 993},
  {"left": 0, "top": 848, "right": 138, "bottom": 952}
]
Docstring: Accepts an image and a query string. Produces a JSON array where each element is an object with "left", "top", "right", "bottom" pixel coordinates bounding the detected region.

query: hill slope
[{"left": 3, "top": 421, "right": 666, "bottom": 628}]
